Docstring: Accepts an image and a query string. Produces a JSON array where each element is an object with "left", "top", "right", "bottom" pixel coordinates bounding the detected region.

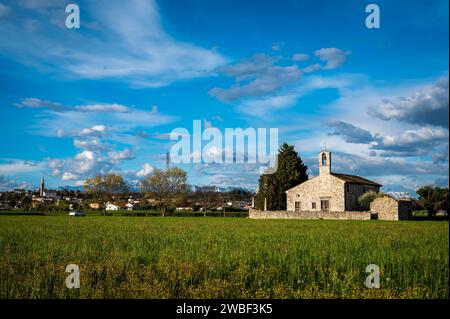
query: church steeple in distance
[{"left": 39, "top": 177, "right": 45, "bottom": 197}]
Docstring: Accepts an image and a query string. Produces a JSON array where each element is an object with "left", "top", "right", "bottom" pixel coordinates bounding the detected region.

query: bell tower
[
  {"left": 318, "top": 150, "right": 331, "bottom": 175},
  {"left": 39, "top": 177, "right": 45, "bottom": 197}
]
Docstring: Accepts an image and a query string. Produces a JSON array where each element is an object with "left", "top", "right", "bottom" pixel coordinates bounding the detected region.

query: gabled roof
[{"left": 331, "top": 173, "right": 382, "bottom": 187}]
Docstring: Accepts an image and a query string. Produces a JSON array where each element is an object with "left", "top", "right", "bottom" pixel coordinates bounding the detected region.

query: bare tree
[{"left": 140, "top": 167, "right": 189, "bottom": 216}]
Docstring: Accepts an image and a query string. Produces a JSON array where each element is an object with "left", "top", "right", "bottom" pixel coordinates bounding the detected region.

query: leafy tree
[
  {"left": 103, "top": 173, "right": 128, "bottom": 195},
  {"left": 417, "top": 185, "right": 449, "bottom": 217},
  {"left": 84, "top": 173, "right": 128, "bottom": 201},
  {"left": 358, "top": 191, "right": 386, "bottom": 210},
  {"left": 84, "top": 175, "right": 105, "bottom": 198},
  {"left": 140, "top": 167, "right": 189, "bottom": 216},
  {"left": 57, "top": 199, "right": 71, "bottom": 211},
  {"left": 256, "top": 143, "right": 308, "bottom": 210},
  {"left": 21, "top": 196, "right": 32, "bottom": 211}
]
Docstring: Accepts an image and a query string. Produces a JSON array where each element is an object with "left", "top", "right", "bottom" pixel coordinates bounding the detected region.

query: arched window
[{"left": 321, "top": 153, "right": 327, "bottom": 166}]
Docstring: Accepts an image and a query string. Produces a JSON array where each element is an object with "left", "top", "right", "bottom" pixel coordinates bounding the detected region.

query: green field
[{"left": 0, "top": 216, "right": 448, "bottom": 299}]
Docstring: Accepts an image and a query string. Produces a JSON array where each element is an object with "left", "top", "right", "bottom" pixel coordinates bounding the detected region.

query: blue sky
[{"left": 0, "top": 0, "right": 448, "bottom": 194}]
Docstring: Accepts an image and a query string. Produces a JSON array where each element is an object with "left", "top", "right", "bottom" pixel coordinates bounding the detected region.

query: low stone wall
[{"left": 249, "top": 209, "right": 371, "bottom": 220}]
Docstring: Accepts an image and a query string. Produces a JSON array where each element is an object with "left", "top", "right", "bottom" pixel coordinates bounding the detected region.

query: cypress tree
[{"left": 256, "top": 143, "right": 308, "bottom": 210}]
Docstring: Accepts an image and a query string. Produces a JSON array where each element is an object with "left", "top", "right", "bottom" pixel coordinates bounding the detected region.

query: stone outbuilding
[
  {"left": 286, "top": 150, "right": 382, "bottom": 212},
  {"left": 370, "top": 196, "right": 412, "bottom": 221}
]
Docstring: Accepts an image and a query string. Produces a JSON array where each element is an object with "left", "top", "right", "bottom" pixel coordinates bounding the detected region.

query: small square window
[{"left": 312, "top": 202, "right": 316, "bottom": 209}]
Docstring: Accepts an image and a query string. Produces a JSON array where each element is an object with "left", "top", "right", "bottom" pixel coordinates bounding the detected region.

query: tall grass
[{"left": 0, "top": 216, "right": 448, "bottom": 298}]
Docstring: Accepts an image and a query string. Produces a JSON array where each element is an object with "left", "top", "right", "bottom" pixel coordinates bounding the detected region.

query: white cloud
[
  {"left": 16, "top": 98, "right": 132, "bottom": 114},
  {"left": 0, "top": 0, "right": 227, "bottom": 87},
  {"left": 15, "top": 97, "right": 68, "bottom": 112},
  {"left": 73, "top": 138, "right": 107, "bottom": 152},
  {"left": 17, "top": 98, "right": 177, "bottom": 142},
  {"left": 372, "top": 127, "right": 449, "bottom": 156},
  {"left": 271, "top": 42, "right": 284, "bottom": 51},
  {"left": 292, "top": 53, "right": 309, "bottom": 61},
  {"left": 209, "top": 48, "right": 351, "bottom": 115},
  {"left": 57, "top": 125, "right": 107, "bottom": 138},
  {"left": 76, "top": 104, "right": 130, "bottom": 113},
  {"left": 109, "top": 148, "right": 135, "bottom": 163},
  {"left": 302, "top": 63, "right": 322, "bottom": 73},
  {"left": 62, "top": 172, "right": 79, "bottom": 181},
  {"left": 369, "top": 76, "right": 449, "bottom": 128},
  {"left": 136, "top": 163, "right": 154, "bottom": 177},
  {"left": 47, "top": 149, "right": 112, "bottom": 181},
  {"left": 314, "top": 48, "right": 351, "bottom": 70},
  {"left": 239, "top": 92, "right": 301, "bottom": 116},
  {"left": 0, "top": 160, "right": 43, "bottom": 175},
  {"left": 209, "top": 54, "right": 302, "bottom": 102}
]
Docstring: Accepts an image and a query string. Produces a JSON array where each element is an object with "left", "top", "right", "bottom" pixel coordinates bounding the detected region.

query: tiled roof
[{"left": 331, "top": 173, "right": 382, "bottom": 187}]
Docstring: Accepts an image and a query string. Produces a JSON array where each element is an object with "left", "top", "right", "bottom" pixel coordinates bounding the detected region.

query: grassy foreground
[{"left": 0, "top": 216, "right": 448, "bottom": 299}]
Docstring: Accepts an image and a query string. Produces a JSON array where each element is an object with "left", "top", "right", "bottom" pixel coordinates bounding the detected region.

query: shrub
[{"left": 358, "top": 191, "right": 386, "bottom": 210}]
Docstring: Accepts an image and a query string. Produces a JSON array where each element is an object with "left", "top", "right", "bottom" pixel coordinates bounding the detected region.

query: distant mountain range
[{"left": 56, "top": 185, "right": 84, "bottom": 191}]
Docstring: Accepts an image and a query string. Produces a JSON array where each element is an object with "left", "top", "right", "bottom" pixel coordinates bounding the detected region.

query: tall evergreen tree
[{"left": 256, "top": 143, "right": 308, "bottom": 210}]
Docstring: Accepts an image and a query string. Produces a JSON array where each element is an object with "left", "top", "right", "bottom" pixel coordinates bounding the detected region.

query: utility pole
[{"left": 166, "top": 152, "right": 170, "bottom": 170}]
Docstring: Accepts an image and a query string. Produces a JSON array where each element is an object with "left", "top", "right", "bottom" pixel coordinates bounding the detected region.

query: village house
[
  {"left": 105, "top": 201, "right": 134, "bottom": 211},
  {"left": 89, "top": 202, "right": 101, "bottom": 210},
  {"left": 286, "top": 150, "right": 382, "bottom": 212},
  {"left": 105, "top": 202, "right": 121, "bottom": 211}
]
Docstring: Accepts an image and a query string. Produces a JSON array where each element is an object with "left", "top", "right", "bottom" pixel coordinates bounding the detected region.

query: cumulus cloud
[
  {"left": 371, "top": 127, "right": 449, "bottom": 156},
  {"left": 314, "top": 48, "right": 351, "bottom": 70},
  {"left": 73, "top": 138, "right": 107, "bottom": 152},
  {"left": 47, "top": 144, "right": 135, "bottom": 182},
  {"left": 369, "top": 76, "right": 449, "bottom": 128},
  {"left": 0, "top": 0, "right": 227, "bottom": 87},
  {"left": 209, "top": 54, "right": 302, "bottom": 102},
  {"left": 136, "top": 163, "right": 154, "bottom": 177},
  {"left": 109, "top": 148, "right": 135, "bottom": 163},
  {"left": 48, "top": 122, "right": 137, "bottom": 183},
  {"left": 328, "top": 120, "right": 374, "bottom": 144},
  {"left": 16, "top": 98, "right": 177, "bottom": 143},
  {"left": 57, "top": 125, "right": 107, "bottom": 138},
  {"left": 326, "top": 120, "right": 449, "bottom": 159}
]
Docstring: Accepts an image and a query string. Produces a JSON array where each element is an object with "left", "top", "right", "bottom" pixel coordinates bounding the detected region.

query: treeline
[{"left": 82, "top": 167, "right": 254, "bottom": 215}]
